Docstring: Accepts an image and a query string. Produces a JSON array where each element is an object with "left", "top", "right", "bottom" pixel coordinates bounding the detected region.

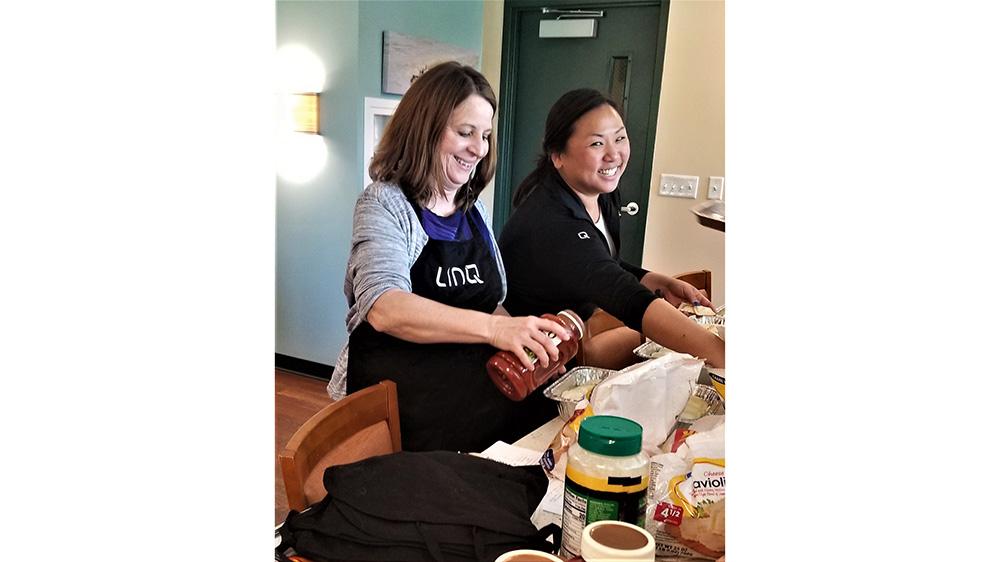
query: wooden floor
[{"left": 275, "top": 369, "right": 332, "bottom": 526}]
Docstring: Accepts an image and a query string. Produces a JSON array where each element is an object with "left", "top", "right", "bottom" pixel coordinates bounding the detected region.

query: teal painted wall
[
  {"left": 276, "top": 0, "right": 360, "bottom": 368},
  {"left": 359, "top": 0, "right": 484, "bottom": 97},
  {"left": 275, "top": 0, "right": 484, "bottom": 371},
  {"left": 356, "top": 1, "right": 485, "bottom": 189}
]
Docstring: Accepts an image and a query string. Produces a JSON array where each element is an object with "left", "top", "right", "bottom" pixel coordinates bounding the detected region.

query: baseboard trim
[{"left": 275, "top": 354, "right": 333, "bottom": 382}]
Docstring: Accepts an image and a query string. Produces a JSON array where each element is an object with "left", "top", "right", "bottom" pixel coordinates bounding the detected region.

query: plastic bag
[
  {"left": 646, "top": 418, "right": 725, "bottom": 561},
  {"left": 588, "top": 351, "right": 704, "bottom": 455},
  {"left": 540, "top": 402, "right": 594, "bottom": 481}
]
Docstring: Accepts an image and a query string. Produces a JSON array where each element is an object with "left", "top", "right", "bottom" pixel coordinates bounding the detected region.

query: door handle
[{"left": 621, "top": 201, "right": 639, "bottom": 216}]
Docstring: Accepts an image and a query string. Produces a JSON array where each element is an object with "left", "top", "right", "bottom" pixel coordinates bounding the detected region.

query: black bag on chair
[{"left": 275, "top": 450, "right": 560, "bottom": 562}]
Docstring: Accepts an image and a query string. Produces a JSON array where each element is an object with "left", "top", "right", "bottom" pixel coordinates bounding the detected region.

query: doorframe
[{"left": 494, "top": 0, "right": 671, "bottom": 250}]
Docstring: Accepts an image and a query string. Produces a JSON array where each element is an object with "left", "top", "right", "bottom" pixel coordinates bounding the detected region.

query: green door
[{"left": 495, "top": 0, "right": 669, "bottom": 266}]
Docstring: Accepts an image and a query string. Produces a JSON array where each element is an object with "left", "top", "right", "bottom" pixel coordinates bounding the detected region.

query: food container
[
  {"left": 677, "top": 383, "right": 724, "bottom": 422},
  {"left": 487, "top": 309, "right": 585, "bottom": 401},
  {"left": 494, "top": 549, "right": 562, "bottom": 562},
  {"left": 693, "top": 314, "right": 725, "bottom": 339},
  {"left": 543, "top": 366, "right": 615, "bottom": 420},
  {"left": 632, "top": 340, "right": 668, "bottom": 360},
  {"left": 561, "top": 416, "right": 649, "bottom": 558},
  {"left": 707, "top": 368, "right": 725, "bottom": 400},
  {"left": 692, "top": 315, "right": 725, "bottom": 327},
  {"left": 581, "top": 520, "right": 655, "bottom": 561}
]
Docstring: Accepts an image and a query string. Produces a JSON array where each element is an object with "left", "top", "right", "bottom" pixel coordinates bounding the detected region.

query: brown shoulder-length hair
[{"left": 369, "top": 61, "right": 497, "bottom": 212}]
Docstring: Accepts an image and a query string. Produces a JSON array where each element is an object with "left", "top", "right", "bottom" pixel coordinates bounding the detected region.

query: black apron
[{"left": 347, "top": 205, "right": 555, "bottom": 452}]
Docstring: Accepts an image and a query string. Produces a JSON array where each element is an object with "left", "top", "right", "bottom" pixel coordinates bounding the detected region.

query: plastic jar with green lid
[{"left": 559, "top": 415, "right": 650, "bottom": 559}]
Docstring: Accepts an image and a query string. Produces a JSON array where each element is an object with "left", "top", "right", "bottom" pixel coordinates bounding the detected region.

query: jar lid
[
  {"left": 557, "top": 309, "right": 585, "bottom": 339},
  {"left": 578, "top": 415, "right": 643, "bottom": 456}
]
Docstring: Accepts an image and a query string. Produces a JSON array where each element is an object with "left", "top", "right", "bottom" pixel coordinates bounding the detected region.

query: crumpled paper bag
[{"left": 588, "top": 350, "right": 704, "bottom": 455}]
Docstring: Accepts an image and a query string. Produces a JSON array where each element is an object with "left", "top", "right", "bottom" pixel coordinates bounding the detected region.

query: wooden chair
[
  {"left": 576, "top": 270, "right": 713, "bottom": 370},
  {"left": 278, "top": 380, "right": 402, "bottom": 512},
  {"left": 674, "top": 269, "right": 712, "bottom": 302}
]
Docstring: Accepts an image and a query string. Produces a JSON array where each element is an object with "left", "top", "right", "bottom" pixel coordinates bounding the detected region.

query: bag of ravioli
[
  {"left": 646, "top": 417, "right": 725, "bottom": 561},
  {"left": 539, "top": 402, "right": 593, "bottom": 480}
]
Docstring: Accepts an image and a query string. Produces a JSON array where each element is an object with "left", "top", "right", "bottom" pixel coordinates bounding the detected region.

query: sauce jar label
[{"left": 524, "top": 330, "right": 561, "bottom": 364}]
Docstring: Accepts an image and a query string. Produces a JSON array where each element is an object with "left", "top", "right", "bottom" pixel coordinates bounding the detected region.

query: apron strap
[{"left": 415, "top": 520, "right": 447, "bottom": 562}]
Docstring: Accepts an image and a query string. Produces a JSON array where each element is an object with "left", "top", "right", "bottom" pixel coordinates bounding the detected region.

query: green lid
[{"left": 578, "top": 415, "right": 643, "bottom": 456}]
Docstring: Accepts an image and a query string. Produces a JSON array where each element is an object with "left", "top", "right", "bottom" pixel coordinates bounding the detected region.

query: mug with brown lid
[
  {"left": 493, "top": 549, "right": 563, "bottom": 562},
  {"left": 580, "top": 520, "right": 654, "bottom": 561}
]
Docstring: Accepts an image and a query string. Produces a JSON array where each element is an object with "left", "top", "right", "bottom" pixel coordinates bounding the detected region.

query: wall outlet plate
[
  {"left": 659, "top": 174, "right": 699, "bottom": 198},
  {"left": 707, "top": 176, "right": 724, "bottom": 200}
]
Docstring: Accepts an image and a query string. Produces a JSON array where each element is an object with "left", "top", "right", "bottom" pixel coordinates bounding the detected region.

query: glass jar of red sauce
[{"left": 486, "top": 309, "right": 585, "bottom": 401}]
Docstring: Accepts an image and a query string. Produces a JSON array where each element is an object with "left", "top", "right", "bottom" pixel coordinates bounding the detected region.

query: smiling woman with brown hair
[
  {"left": 499, "top": 88, "right": 724, "bottom": 369},
  {"left": 328, "top": 62, "right": 569, "bottom": 453}
]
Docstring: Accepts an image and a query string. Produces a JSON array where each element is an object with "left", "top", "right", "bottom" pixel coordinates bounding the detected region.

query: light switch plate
[
  {"left": 707, "top": 176, "right": 724, "bottom": 200},
  {"left": 659, "top": 174, "right": 699, "bottom": 198}
]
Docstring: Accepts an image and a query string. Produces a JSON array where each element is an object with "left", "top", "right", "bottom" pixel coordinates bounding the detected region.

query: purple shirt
[{"left": 420, "top": 207, "right": 473, "bottom": 241}]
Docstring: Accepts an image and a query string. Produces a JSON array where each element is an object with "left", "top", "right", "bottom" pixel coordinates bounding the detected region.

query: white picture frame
[{"left": 363, "top": 96, "right": 400, "bottom": 188}]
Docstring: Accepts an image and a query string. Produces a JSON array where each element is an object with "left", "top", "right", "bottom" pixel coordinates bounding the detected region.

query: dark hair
[
  {"left": 511, "top": 89, "right": 622, "bottom": 207},
  {"left": 369, "top": 61, "right": 497, "bottom": 212}
]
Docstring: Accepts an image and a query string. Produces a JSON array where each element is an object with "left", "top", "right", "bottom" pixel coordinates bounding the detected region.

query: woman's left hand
[
  {"left": 486, "top": 314, "right": 569, "bottom": 371},
  {"left": 659, "top": 278, "right": 715, "bottom": 312}
]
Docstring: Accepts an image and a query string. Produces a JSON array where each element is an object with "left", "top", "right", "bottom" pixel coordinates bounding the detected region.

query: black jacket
[{"left": 498, "top": 175, "right": 658, "bottom": 332}]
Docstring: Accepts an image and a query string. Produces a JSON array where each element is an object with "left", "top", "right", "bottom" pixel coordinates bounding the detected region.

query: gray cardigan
[{"left": 327, "top": 182, "right": 507, "bottom": 399}]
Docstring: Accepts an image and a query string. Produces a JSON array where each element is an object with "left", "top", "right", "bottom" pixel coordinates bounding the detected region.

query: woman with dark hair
[
  {"left": 499, "top": 88, "right": 724, "bottom": 369},
  {"left": 328, "top": 62, "right": 568, "bottom": 452}
]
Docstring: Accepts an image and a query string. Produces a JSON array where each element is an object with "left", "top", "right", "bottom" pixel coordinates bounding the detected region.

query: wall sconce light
[{"left": 277, "top": 92, "right": 320, "bottom": 135}]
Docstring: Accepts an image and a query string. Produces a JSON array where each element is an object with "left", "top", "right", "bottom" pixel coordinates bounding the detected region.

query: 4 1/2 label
[{"left": 653, "top": 501, "right": 683, "bottom": 526}]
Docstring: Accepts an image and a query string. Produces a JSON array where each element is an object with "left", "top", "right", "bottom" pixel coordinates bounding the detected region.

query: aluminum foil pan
[
  {"left": 677, "top": 383, "right": 724, "bottom": 423},
  {"left": 692, "top": 315, "right": 725, "bottom": 339},
  {"left": 693, "top": 315, "right": 725, "bottom": 327},
  {"left": 543, "top": 366, "right": 616, "bottom": 420},
  {"left": 633, "top": 339, "right": 669, "bottom": 359}
]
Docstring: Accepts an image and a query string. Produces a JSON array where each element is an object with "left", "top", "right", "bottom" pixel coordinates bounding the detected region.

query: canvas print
[{"left": 382, "top": 31, "right": 480, "bottom": 95}]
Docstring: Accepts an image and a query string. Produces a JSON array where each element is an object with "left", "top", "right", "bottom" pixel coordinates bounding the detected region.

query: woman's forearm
[
  {"left": 641, "top": 298, "right": 725, "bottom": 368},
  {"left": 638, "top": 271, "right": 672, "bottom": 293},
  {"left": 367, "top": 289, "right": 571, "bottom": 370},
  {"left": 640, "top": 271, "right": 712, "bottom": 309},
  {"left": 367, "top": 289, "right": 493, "bottom": 344}
]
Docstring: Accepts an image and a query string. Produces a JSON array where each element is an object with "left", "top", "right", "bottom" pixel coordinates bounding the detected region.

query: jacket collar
[
  {"left": 550, "top": 175, "right": 589, "bottom": 219},
  {"left": 550, "top": 174, "right": 615, "bottom": 223}
]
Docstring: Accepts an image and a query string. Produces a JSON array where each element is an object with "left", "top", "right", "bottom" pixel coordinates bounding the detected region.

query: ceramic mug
[
  {"left": 493, "top": 549, "right": 563, "bottom": 562},
  {"left": 580, "top": 520, "right": 655, "bottom": 561}
]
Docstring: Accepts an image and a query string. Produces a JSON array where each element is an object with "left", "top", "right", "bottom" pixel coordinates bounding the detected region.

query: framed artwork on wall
[
  {"left": 382, "top": 31, "right": 480, "bottom": 95},
  {"left": 363, "top": 97, "right": 399, "bottom": 188}
]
